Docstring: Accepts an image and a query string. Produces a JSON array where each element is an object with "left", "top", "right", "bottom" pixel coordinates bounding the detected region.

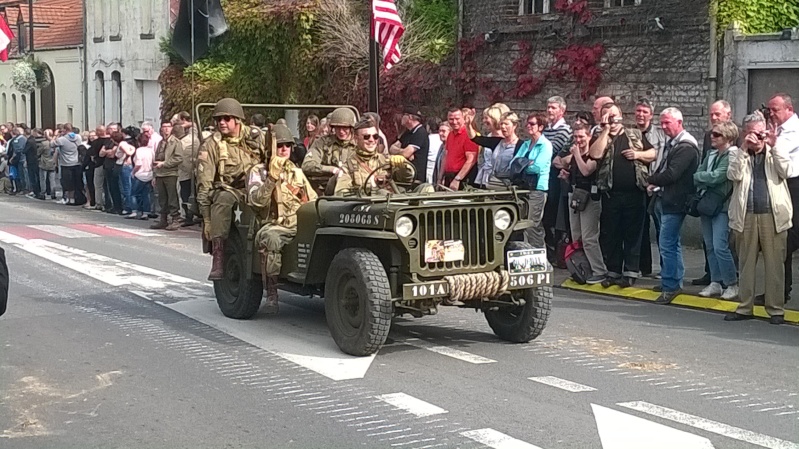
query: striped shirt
[{"left": 543, "top": 118, "right": 573, "bottom": 158}]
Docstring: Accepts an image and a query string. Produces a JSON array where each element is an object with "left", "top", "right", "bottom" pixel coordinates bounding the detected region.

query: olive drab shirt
[
  {"left": 247, "top": 162, "right": 317, "bottom": 229},
  {"left": 334, "top": 153, "right": 414, "bottom": 196},
  {"left": 196, "top": 125, "right": 267, "bottom": 219},
  {"left": 301, "top": 135, "right": 357, "bottom": 188}
]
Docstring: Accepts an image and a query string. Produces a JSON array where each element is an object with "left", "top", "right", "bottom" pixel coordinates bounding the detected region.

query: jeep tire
[
  {"left": 324, "top": 248, "right": 392, "bottom": 356},
  {"left": 214, "top": 232, "right": 263, "bottom": 319},
  {"left": 485, "top": 241, "right": 552, "bottom": 343}
]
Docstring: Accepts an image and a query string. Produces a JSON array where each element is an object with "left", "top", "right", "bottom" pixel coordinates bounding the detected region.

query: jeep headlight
[
  {"left": 494, "top": 209, "right": 512, "bottom": 231},
  {"left": 395, "top": 216, "right": 415, "bottom": 237}
]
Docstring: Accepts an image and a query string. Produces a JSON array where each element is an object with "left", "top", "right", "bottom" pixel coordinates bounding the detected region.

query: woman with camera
[
  {"left": 725, "top": 113, "right": 792, "bottom": 324},
  {"left": 693, "top": 121, "right": 738, "bottom": 300}
]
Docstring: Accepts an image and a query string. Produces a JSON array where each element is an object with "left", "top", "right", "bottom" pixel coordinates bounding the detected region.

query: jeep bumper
[{"left": 402, "top": 269, "right": 553, "bottom": 301}]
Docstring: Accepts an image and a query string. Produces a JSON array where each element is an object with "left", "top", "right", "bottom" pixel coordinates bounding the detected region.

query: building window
[
  {"left": 604, "top": 0, "right": 641, "bottom": 6},
  {"left": 95, "top": 71, "right": 105, "bottom": 125},
  {"left": 111, "top": 71, "right": 122, "bottom": 123},
  {"left": 110, "top": 0, "right": 121, "bottom": 39},
  {"left": 1, "top": 93, "right": 6, "bottom": 123},
  {"left": 67, "top": 106, "right": 74, "bottom": 125},
  {"left": 21, "top": 94, "right": 26, "bottom": 123},
  {"left": 11, "top": 94, "right": 17, "bottom": 123},
  {"left": 141, "top": 0, "right": 154, "bottom": 36},
  {"left": 520, "top": 0, "right": 552, "bottom": 14},
  {"left": 93, "top": 0, "right": 104, "bottom": 41}
]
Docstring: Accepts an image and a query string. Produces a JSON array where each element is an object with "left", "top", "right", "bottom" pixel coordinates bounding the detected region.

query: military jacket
[
  {"left": 301, "top": 135, "right": 356, "bottom": 186},
  {"left": 196, "top": 125, "right": 266, "bottom": 218},
  {"left": 247, "top": 161, "right": 317, "bottom": 229},
  {"left": 334, "top": 153, "right": 413, "bottom": 195}
]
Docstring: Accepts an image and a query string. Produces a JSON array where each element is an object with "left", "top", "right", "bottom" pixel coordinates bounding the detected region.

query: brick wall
[{"left": 461, "top": 0, "right": 712, "bottom": 140}]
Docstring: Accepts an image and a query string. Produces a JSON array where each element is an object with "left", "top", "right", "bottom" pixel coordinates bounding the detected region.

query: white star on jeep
[{"left": 234, "top": 206, "right": 243, "bottom": 223}]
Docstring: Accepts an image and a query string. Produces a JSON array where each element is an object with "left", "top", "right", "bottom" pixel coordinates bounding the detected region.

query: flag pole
[{"left": 367, "top": 0, "right": 379, "bottom": 113}]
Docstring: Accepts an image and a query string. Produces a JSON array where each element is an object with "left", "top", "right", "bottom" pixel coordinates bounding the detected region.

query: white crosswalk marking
[
  {"left": 375, "top": 393, "right": 447, "bottom": 417},
  {"left": 29, "top": 224, "right": 97, "bottom": 238},
  {"left": 618, "top": 401, "right": 799, "bottom": 449},
  {"left": 593, "top": 404, "right": 715, "bottom": 449},
  {"left": 99, "top": 224, "right": 161, "bottom": 236},
  {"left": 528, "top": 376, "right": 597, "bottom": 393},
  {"left": 461, "top": 428, "right": 543, "bottom": 449},
  {"left": 403, "top": 338, "right": 496, "bottom": 364}
]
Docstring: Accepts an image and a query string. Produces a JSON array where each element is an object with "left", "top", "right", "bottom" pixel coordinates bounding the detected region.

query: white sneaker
[
  {"left": 721, "top": 285, "right": 739, "bottom": 300},
  {"left": 125, "top": 212, "right": 138, "bottom": 219},
  {"left": 55, "top": 198, "right": 67, "bottom": 205},
  {"left": 698, "top": 282, "right": 723, "bottom": 297}
]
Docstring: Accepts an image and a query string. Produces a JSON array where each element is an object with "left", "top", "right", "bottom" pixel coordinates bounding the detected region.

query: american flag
[{"left": 372, "top": 0, "right": 405, "bottom": 70}]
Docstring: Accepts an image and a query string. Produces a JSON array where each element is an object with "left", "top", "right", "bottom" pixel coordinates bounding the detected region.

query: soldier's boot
[
  {"left": 181, "top": 204, "right": 196, "bottom": 227},
  {"left": 165, "top": 216, "right": 181, "bottom": 231},
  {"left": 208, "top": 238, "right": 225, "bottom": 280},
  {"left": 261, "top": 255, "right": 279, "bottom": 314},
  {"left": 150, "top": 215, "right": 168, "bottom": 230}
]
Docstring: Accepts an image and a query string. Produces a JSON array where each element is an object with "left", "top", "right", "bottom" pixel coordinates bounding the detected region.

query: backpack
[{"left": 564, "top": 240, "right": 591, "bottom": 284}]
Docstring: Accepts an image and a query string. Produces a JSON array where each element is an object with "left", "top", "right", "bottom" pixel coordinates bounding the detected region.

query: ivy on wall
[{"left": 713, "top": 0, "right": 799, "bottom": 35}]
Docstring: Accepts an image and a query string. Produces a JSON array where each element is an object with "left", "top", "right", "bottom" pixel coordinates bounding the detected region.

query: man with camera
[
  {"left": 725, "top": 113, "right": 791, "bottom": 324},
  {"left": 589, "top": 103, "right": 656, "bottom": 289}
]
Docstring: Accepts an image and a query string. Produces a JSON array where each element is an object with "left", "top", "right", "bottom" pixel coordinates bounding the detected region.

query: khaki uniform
[
  {"left": 197, "top": 125, "right": 266, "bottom": 239},
  {"left": 334, "top": 152, "right": 414, "bottom": 196},
  {"left": 247, "top": 161, "right": 317, "bottom": 275},
  {"left": 178, "top": 126, "right": 201, "bottom": 182},
  {"left": 301, "top": 135, "right": 356, "bottom": 193}
]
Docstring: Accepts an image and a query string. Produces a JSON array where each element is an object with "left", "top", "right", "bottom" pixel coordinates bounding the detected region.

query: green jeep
[{"left": 198, "top": 104, "right": 552, "bottom": 356}]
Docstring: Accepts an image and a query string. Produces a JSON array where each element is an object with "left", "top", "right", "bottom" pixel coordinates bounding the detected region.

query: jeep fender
[{"left": 305, "top": 227, "right": 400, "bottom": 285}]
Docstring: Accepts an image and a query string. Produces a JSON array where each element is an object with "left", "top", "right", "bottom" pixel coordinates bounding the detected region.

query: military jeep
[{"left": 197, "top": 103, "right": 552, "bottom": 356}]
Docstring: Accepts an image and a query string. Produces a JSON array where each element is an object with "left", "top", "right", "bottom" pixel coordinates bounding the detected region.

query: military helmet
[
  {"left": 212, "top": 98, "right": 245, "bottom": 120},
  {"left": 271, "top": 124, "right": 294, "bottom": 145},
  {"left": 328, "top": 108, "right": 356, "bottom": 128}
]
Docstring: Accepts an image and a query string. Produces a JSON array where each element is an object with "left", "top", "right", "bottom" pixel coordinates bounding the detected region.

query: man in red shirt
[{"left": 439, "top": 108, "right": 478, "bottom": 190}]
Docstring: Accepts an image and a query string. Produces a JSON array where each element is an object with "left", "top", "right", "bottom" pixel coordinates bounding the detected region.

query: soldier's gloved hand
[
  {"left": 203, "top": 218, "right": 212, "bottom": 240},
  {"left": 390, "top": 155, "right": 406, "bottom": 169},
  {"left": 268, "top": 156, "right": 288, "bottom": 180}
]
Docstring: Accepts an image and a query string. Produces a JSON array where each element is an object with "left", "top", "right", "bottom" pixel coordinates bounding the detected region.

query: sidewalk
[{"left": 555, "top": 245, "right": 799, "bottom": 324}]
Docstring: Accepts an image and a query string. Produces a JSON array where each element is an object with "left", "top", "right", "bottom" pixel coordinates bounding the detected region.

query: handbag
[
  {"left": 686, "top": 192, "right": 701, "bottom": 217},
  {"left": 697, "top": 189, "right": 730, "bottom": 217},
  {"left": 570, "top": 188, "right": 591, "bottom": 212}
]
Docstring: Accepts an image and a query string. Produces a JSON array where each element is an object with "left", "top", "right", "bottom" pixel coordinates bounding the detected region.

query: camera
[{"left": 759, "top": 103, "right": 771, "bottom": 123}]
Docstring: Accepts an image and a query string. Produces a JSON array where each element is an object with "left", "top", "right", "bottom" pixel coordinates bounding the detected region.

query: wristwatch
[{"left": 454, "top": 176, "right": 462, "bottom": 182}]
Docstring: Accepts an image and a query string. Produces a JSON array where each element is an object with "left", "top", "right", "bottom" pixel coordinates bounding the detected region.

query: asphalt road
[{"left": 1, "top": 195, "right": 798, "bottom": 449}]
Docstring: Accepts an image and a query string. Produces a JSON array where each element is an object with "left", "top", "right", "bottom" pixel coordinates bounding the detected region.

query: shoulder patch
[{"left": 198, "top": 151, "right": 208, "bottom": 162}]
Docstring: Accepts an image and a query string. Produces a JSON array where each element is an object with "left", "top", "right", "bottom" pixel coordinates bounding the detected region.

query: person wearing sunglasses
[
  {"left": 725, "top": 113, "right": 790, "bottom": 325},
  {"left": 197, "top": 98, "right": 268, "bottom": 281},
  {"left": 246, "top": 124, "right": 316, "bottom": 314},
  {"left": 334, "top": 116, "right": 413, "bottom": 196},
  {"left": 301, "top": 107, "right": 358, "bottom": 195}
]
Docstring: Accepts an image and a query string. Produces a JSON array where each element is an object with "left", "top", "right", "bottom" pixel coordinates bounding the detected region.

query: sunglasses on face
[
  {"left": 215, "top": 115, "right": 235, "bottom": 122},
  {"left": 710, "top": 131, "right": 723, "bottom": 138},
  {"left": 360, "top": 133, "right": 380, "bottom": 141},
  {"left": 526, "top": 121, "right": 539, "bottom": 127},
  {"left": 277, "top": 143, "right": 292, "bottom": 149}
]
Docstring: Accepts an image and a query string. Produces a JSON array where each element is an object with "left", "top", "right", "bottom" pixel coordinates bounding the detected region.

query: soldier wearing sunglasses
[
  {"left": 196, "top": 98, "right": 267, "bottom": 281},
  {"left": 334, "top": 117, "right": 413, "bottom": 196}
]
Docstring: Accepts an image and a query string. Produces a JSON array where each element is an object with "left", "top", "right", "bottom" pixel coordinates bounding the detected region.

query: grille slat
[{"left": 416, "top": 206, "right": 496, "bottom": 274}]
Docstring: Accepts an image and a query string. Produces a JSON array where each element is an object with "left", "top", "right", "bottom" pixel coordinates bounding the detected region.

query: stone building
[
  {"left": 84, "top": 0, "right": 173, "bottom": 127},
  {"left": 0, "top": 0, "right": 84, "bottom": 130},
  {"left": 461, "top": 0, "right": 715, "bottom": 138}
]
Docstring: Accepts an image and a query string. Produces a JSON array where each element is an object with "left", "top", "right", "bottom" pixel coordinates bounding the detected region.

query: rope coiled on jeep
[{"left": 444, "top": 271, "right": 510, "bottom": 303}]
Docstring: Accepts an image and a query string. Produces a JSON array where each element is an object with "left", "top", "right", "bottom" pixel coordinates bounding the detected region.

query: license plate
[
  {"left": 425, "top": 240, "right": 465, "bottom": 263},
  {"left": 403, "top": 281, "right": 450, "bottom": 300},
  {"left": 507, "top": 248, "right": 548, "bottom": 274},
  {"left": 509, "top": 272, "right": 552, "bottom": 289}
]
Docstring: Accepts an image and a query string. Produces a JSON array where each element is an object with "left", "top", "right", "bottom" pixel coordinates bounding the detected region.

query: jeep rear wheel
[
  {"left": 324, "top": 248, "right": 392, "bottom": 356},
  {"left": 214, "top": 232, "right": 263, "bottom": 319},
  {"left": 485, "top": 241, "right": 551, "bottom": 343}
]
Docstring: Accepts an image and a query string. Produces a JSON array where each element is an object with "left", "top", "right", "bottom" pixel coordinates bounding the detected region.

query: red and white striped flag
[
  {"left": 372, "top": 0, "right": 404, "bottom": 70},
  {"left": 0, "top": 14, "right": 14, "bottom": 62}
]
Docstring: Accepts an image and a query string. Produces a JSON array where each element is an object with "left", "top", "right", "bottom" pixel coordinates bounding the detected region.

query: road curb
[{"left": 559, "top": 279, "right": 799, "bottom": 325}]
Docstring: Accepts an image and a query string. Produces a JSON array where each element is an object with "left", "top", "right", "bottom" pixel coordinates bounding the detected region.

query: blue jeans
[
  {"left": 15, "top": 159, "right": 27, "bottom": 191},
  {"left": 654, "top": 198, "right": 686, "bottom": 292},
  {"left": 119, "top": 164, "right": 133, "bottom": 212},
  {"left": 130, "top": 178, "right": 152, "bottom": 215},
  {"left": 701, "top": 212, "right": 737, "bottom": 287}
]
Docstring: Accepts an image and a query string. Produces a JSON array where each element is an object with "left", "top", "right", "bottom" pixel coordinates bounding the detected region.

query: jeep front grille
[{"left": 416, "top": 207, "right": 496, "bottom": 273}]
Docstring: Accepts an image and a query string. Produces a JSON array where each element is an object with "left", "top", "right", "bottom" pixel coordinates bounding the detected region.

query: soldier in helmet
[
  {"left": 197, "top": 98, "right": 267, "bottom": 280},
  {"left": 301, "top": 107, "right": 358, "bottom": 194},
  {"left": 246, "top": 124, "right": 316, "bottom": 314},
  {"left": 335, "top": 116, "right": 413, "bottom": 195}
]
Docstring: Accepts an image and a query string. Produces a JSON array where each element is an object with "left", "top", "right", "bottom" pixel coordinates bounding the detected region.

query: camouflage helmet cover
[
  {"left": 271, "top": 124, "right": 294, "bottom": 145},
  {"left": 328, "top": 107, "right": 356, "bottom": 127},
  {"left": 212, "top": 98, "right": 245, "bottom": 120}
]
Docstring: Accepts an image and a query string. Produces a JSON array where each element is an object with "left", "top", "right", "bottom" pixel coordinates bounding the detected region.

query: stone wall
[{"left": 461, "top": 0, "right": 713, "bottom": 140}]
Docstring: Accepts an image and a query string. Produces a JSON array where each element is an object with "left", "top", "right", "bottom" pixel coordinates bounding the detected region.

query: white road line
[
  {"left": 99, "top": 224, "right": 161, "bottom": 236},
  {"left": 528, "top": 376, "right": 596, "bottom": 393},
  {"left": 618, "top": 401, "right": 799, "bottom": 449},
  {"left": 403, "top": 339, "right": 496, "bottom": 364},
  {"left": 376, "top": 393, "right": 448, "bottom": 418},
  {"left": 460, "top": 429, "right": 543, "bottom": 449},
  {"left": 29, "top": 224, "right": 98, "bottom": 238}
]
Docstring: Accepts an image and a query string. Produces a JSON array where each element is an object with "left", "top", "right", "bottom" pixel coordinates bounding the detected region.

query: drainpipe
[
  {"left": 708, "top": 4, "right": 719, "bottom": 105},
  {"left": 81, "top": 0, "right": 88, "bottom": 128}
]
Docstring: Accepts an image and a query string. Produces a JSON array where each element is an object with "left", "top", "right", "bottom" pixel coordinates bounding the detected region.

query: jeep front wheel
[{"left": 324, "top": 248, "right": 392, "bottom": 356}]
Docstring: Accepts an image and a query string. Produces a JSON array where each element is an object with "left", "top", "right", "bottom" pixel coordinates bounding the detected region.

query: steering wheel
[{"left": 361, "top": 161, "right": 416, "bottom": 196}]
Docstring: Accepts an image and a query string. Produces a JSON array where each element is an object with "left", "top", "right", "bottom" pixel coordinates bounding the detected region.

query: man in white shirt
[{"left": 766, "top": 93, "right": 799, "bottom": 304}]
